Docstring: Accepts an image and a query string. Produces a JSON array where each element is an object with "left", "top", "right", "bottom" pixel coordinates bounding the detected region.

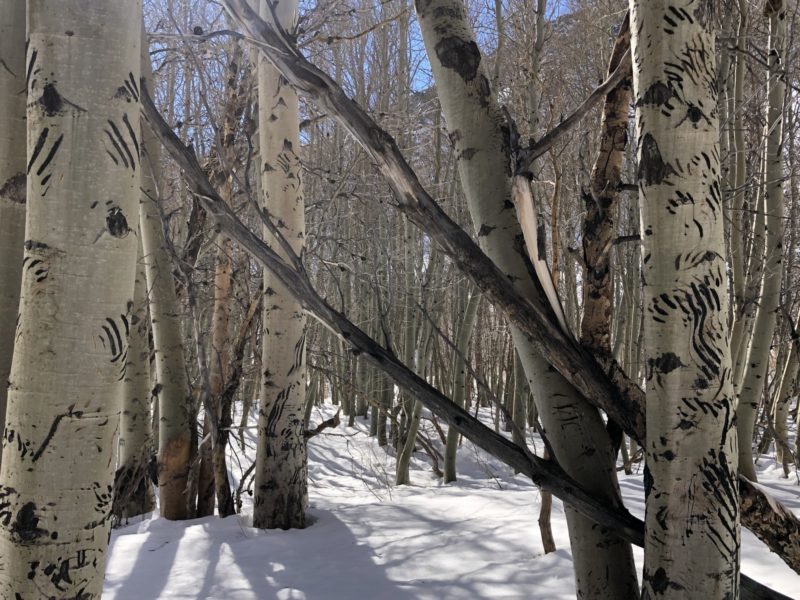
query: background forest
[{"left": 0, "top": 0, "right": 799, "bottom": 598}]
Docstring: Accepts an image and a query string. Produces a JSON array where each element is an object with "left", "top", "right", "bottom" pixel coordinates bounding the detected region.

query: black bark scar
[{"left": 434, "top": 36, "right": 481, "bottom": 82}]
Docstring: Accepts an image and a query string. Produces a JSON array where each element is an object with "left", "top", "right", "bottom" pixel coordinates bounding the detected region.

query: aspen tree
[
  {"left": 736, "top": 0, "right": 786, "bottom": 482},
  {"left": 140, "top": 41, "right": 193, "bottom": 521},
  {"left": 253, "top": 0, "right": 308, "bottom": 529},
  {"left": 630, "top": 1, "right": 740, "bottom": 596},
  {"left": 0, "top": 2, "right": 141, "bottom": 596}
]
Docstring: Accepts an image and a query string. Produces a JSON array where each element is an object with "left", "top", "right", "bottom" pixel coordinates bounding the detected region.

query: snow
[{"left": 104, "top": 405, "right": 800, "bottom": 599}]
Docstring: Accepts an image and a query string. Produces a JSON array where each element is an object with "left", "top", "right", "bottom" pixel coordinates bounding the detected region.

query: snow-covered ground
[{"left": 104, "top": 405, "right": 800, "bottom": 599}]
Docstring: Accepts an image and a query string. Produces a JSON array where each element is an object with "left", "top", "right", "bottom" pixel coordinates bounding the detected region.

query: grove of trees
[{"left": 0, "top": 0, "right": 799, "bottom": 598}]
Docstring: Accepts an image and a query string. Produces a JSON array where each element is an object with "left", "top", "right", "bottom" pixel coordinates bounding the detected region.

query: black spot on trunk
[
  {"left": 39, "top": 83, "right": 64, "bottom": 116},
  {"left": 638, "top": 133, "right": 675, "bottom": 185},
  {"left": 650, "top": 352, "right": 685, "bottom": 374},
  {"left": 643, "top": 464, "right": 653, "bottom": 497},
  {"left": 435, "top": 37, "right": 481, "bottom": 82},
  {"left": 687, "top": 105, "right": 704, "bottom": 124},
  {"left": 477, "top": 224, "right": 495, "bottom": 237},
  {"left": 24, "top": 239, "right": 50, "bottom": 251},
  {"left": 13, "top": 502, "right": 47, "bottom": 542},
  {"left": 637, "top": 81, "right": 673, "bottom": 107},
  {"left": 107, "top": 207, "right": 130, "bottom": 238},
  {"left": 0, "top": 172, "right": 26, "bottom": 204}
]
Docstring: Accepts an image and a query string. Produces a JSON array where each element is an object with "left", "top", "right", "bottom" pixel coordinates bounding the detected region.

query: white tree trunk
[
  {"left": 630, "top": 1, "right": 739, "bottom": 596},
  {"left": 0, "top": 0, "right": 26, "bottom": 469},
  {"left": 735, "top": 0, "right": 786, "bottom": 482},
  {"left": 253, "top": 0, "right": 308, "bottom": 529},
  {"left": 0, "top": 2, "right": 141, "bottom": 596},
  {"left": 139, "top": 41, "right": 193, "bottom": 520}
]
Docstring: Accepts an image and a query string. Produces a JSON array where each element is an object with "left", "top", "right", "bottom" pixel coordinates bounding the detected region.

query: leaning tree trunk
[
  {"left": 0, "top": 3, "right": 141, "bottom": 597},
  {"left": 736, "top": 0, "right": 786, "bottom": 482},
  {"left": 253, "top": 0, "right": 308, "bottom": 529},
  {"left": 139, "top": 42, "right": 193, "bottom": 521},
  {"left": 415, "top": 0, "right": 638, "bottom": 597},
  {"left": 630, "top": 1, "right": 740, "bottom": 597},
  {"left": 0, "top": 0, "right": 26, "bottom": 470}
]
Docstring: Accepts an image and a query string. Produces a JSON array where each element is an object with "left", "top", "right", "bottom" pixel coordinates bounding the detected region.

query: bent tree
[
  {"left": 0, "top": 2, "right": 142, "bottom": 597},
  {"left": 630, "top": 1, "right": 739, "bottom": 597}
]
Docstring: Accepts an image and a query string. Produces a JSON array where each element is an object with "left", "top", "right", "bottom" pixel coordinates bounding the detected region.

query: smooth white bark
[
  {"left": 0, "top": 3, "right": 141, "bottom": 595},
  {"left": 631, "top": 1, "right": 739, "bottom": 596}
]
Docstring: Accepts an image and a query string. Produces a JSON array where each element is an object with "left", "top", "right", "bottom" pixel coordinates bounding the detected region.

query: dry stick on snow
[
  {"left": 142, "top": 88, "right": 791, "bottom": 600},
  {"left": 217, "top": 0, "right": 800, "bottom": 578}
]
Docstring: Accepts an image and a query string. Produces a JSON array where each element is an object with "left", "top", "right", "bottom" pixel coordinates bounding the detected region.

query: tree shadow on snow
[{"left": 105, "top": 508, "right": 419, "bottom": 599}]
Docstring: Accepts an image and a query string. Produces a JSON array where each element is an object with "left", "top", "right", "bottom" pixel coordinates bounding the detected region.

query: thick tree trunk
[
  {"left": 631, "top": 1, "right": 739, "bottom": 596},
  {"left": 209, "top": 235, "right": 235, "bottom": 517},
  {"left": 0, "top": 3, "right": 141, "bottom": 596},
  {"left": 140, "top": 45, "right": 192, "bottom": 521},
  {"left": 0, "top": 0, "right": 26, "bottom": 470},
  {"left": 253, "top": 0, "right": 308, "bottom": 529}
]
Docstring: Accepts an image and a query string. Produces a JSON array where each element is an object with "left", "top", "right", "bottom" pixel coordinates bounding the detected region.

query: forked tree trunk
[
  {"left": 415, "top": 0, "right": 638, "bottom": 596},
  {"left": 0, "top": 0, "right": 26, "bottom": 470},
  {"left": 0, "top": 3, "right": 141, "bottom": 596},
  {"left": 736, "top": 0, "right": 786, "bottom": 482},
  {"left": 253, "top": 0, "right": 308, "bottom": 529},
  {"left": 630, "top": 1, "right": 740, "bottom": 596},
  {"left": 140, "top": 43, "right": 193, "bottom": 521}
]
